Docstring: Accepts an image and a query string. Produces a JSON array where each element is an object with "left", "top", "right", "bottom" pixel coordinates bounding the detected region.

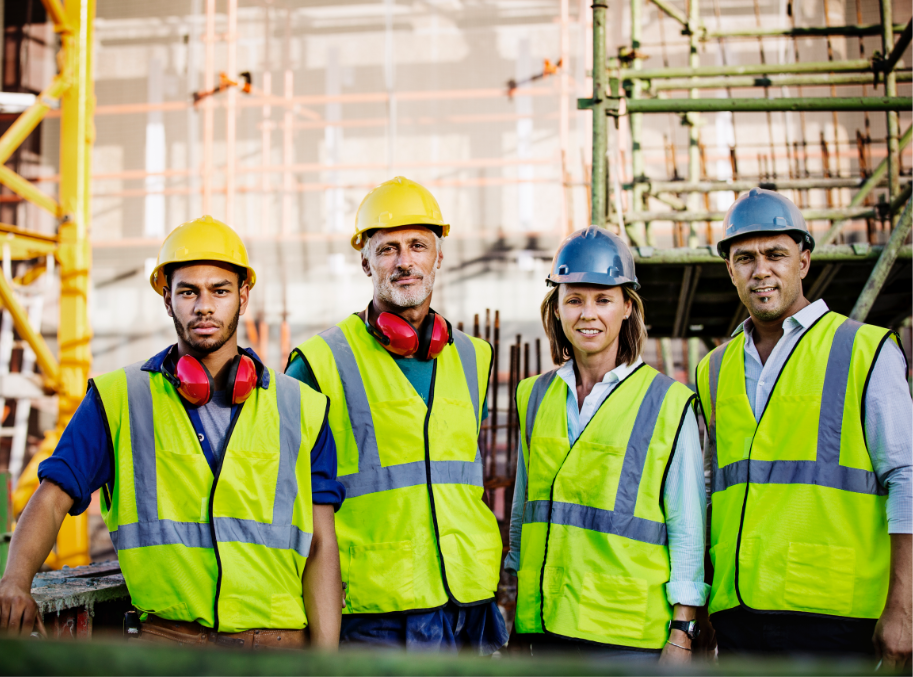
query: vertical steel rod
[
  {"left": 591, "top": 2, "right": 608, "bottom": 227},
  {"left": 630, "top": 0, "right": 649, "bottom": 243},
  {"left": 687, "top": 0, "right": 701, "bottom": 247},
  {"left": 881, "top": 0, "right": 900, "bottom": 226}
]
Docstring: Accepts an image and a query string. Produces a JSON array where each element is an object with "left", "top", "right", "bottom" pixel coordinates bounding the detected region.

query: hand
[
  {"left": 873, "top": 603, "right": 912, "bottom": 670},
  {"left": 0, "top": 576, "right": 42, "bottom": 637},
  {"left": 659, "top": 631, "right": 692, "bottom": 664}
]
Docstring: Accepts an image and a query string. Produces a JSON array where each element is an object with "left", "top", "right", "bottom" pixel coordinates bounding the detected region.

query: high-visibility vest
[
  {"left": 514, "top": 363, "right": 695, "bottom": 649},
  {"left": 93, "top": 359, "right": 327, "bottom": 633},
  {"left": 291, "top": 314, "right": 500, "bottom": 614},
  {"left": 696, "top": 312, "right": 896, "bottom": 619}
]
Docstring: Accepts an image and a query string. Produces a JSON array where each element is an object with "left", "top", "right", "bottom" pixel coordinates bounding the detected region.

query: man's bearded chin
[
  {"left": 375, "top": 266, "right": 436, "bottom": 308},
  {"left": 173, "top": 310, "right": 240, "bottom": 354}
]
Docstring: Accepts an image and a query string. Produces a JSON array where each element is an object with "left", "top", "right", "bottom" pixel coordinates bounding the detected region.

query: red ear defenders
[
  {"left": 365, "top": 306, "right": 453, "bottom": 360},
  {"left": 169, "top": 353, "right": 258, "bottom": 407}
]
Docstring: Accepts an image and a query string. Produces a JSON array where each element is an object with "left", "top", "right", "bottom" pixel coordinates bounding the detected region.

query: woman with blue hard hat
[{"left": 505, "top": 226, "right": 708, "bottom": 662}]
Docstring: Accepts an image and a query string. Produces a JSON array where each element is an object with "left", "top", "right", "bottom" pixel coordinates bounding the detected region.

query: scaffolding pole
[
  {"left": 580, "top": 2, "right": 608, "bottom": 227},
  {"left": 627, "top": 58, "right": 896, "bottom": 80},
  {"left": 626, "top": 97, "right": 911, "bottom": 113}
]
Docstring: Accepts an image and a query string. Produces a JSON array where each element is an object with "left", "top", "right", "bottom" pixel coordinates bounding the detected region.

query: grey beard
[{"left": 375, "top": 268, "right": 436, "bottom": 308}]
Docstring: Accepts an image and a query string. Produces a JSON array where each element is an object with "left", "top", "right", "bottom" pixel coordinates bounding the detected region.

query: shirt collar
[
  {"left": 556, "top": 356, "right": 644, "bottom": 393},
  {"left": 731, "top": 299, "right": 829, "bottom": 338},
  {"left": 141, "top": 344, "right": 270, "bottom": 389}
]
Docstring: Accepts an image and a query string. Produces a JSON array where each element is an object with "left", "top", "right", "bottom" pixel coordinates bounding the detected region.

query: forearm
[
  {"left": 886, "top": 534, "right": 912, "bottom": 611},
  {"left": 302, "top": 505, "right": 341, "bottom": 650},
  {"left": 2, "top": 481, "right": 72, "bottom": 588},
  {"left": 668, "top": 604, "right": 699, "bottom": 647}
]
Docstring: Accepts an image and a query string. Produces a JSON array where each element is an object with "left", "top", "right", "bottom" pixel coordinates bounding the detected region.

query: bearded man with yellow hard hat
[
  {"left": 286, "top": 177, "right": 507, "bottom": 653},
  {"left": 0, "top": 217, "right": 344, "bottom": 649}
]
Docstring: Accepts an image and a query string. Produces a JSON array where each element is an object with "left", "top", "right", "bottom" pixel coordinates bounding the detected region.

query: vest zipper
[
  {"left": 207, "top": 401, "right": 246, "bottom": 632},
  {"left": 731, "top": 312, "right": 828, "bottom": 613},
  {"left": 536, "top": 363, "right": 645, "bottom": 634}
]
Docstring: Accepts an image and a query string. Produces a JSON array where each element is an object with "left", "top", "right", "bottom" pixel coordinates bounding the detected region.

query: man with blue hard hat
[{"left": 695, "top": 188, "right": 911, "bottom": 666}]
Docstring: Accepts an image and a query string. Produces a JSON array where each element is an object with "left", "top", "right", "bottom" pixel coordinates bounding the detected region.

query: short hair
[
  {"left": 164, "top": 262, "right": 247, "bottom": 289},
  {"left": 541, "top": 284, "right": 648, "bottom": 367}
]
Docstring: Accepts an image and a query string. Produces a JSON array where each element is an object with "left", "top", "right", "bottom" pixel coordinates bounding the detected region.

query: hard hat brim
[
  {"left": 546, "top": 272, "right": 640, "bottom": 291},
  {"left": 716, "top": 225, "right": 816, "bottom": 258},
  {"left": 351, "top": 221, "right": 450, "bottom": 251},
  {"left": 150, "top": 257, "right": 258, "bottom": 296}
]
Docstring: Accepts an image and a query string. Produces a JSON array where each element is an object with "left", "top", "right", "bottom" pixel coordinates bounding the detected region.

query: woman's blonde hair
[{"left": 541, "top": 284, "right": 647, "bottom": 367}]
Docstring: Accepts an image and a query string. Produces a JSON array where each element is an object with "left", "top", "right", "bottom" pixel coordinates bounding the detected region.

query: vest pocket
[
  {"left": 270, "top": 593, "right": 305, "bottom": 629},
  {"left": 347, "top": 540, "right": 414, "bottom": 613},
  {"left": 577, "top": 573, "right": 648, "bottom": 641},
  {"left": 439, "top": 530, "right": 501, "bottom": 601},
  {"left": 783, "top": 541, "right": 856, "bottom": 615}
]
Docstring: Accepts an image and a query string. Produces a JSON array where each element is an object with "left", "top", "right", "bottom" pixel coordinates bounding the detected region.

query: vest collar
[{"left": 141, "top": 344, "right": 271, "bottom": 389}]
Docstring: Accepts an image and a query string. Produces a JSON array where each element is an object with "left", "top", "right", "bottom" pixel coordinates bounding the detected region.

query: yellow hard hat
[
  {"left": 149, "top": 215, "right": 257, "bottom": 295},
  {"left": 351, "top": 176, "right": 450, "bottom": 250}
]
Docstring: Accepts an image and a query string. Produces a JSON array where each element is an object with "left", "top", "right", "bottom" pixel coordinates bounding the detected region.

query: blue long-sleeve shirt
[
  {"left": 39, "top": 345, "right": 345, "bottom": 516},
  {"left": 505, "top": 357, "right": 710, "bottom": 608}
]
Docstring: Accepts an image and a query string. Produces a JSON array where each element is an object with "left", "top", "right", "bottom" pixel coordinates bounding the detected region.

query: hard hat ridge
[
  {"left": 716, "top": 187, "right": 815, "bottom": 258},
  {"left": 546, "top": 226, "right": 640, "bottom": 290}
]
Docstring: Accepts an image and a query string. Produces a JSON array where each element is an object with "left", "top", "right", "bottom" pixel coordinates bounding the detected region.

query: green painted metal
[
  {"left": 882, "top": 0, "right": 902, "bottom": 227},
  {"left": 686, "top": 0, "right": 701, "bottom": 248},
  {"left": 634, "top": 177, "right": 907, "bottom": 193},
  {"left": 820, "top": 125, "right": 912, "bottom": 245},
  {"left": 586, "top": 3, "right": 608, "bottom": 227},
  {"left": 629, "top": 0, "right": 649, "bottom": 245},
  {"left": 878, "top": 20, "right": 913, "bottom": 75},
  {"left": 632, "top": 244, "right": 912, "bottom": 264},
  {"left": 626, "top": 206, "right": 876, "bottom": 223},
  {"left": 0, "top": 472, "right": 9, "bottom": 574},
  {"left": 851, "top": 199, "right": 913, "bottom": 322},
  {"left": 705, "top": 23, "right": 905, "bottom": 39},
  {"left": 648, "top": 0, "right": 687, "bottom": 26},
  {"left": 627, "top": 58, "right": 880, "bottom": 80},
  {"left": 625, "top": 96, "right": 911, "bottom": 113},
  {"left": 652, "top": 71, "right": 912, "bottom": 91}
]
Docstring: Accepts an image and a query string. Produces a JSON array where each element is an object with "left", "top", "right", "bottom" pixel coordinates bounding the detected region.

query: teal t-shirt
[{"left": 286, "top": 350, "right": 487, "bottom": 418}]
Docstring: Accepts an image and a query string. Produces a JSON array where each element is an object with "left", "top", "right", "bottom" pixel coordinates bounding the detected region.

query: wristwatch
[{"left": 669, "top": 620, "right": 700, "bottom": 640}]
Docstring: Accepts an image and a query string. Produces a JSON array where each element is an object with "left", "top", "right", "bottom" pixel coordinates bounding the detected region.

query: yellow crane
[{"left": 4, "top": 0, "right": 95, "bottom": 568}]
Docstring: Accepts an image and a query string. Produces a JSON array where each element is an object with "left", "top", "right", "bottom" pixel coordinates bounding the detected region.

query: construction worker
[
  {"left": 0, "top": 216, "right": 344, "bottom": 649},
  {"left": 506, "top": 227, "right": 708, "bottom": 661},
  {"left": 697, "top": 189, "right": 912, "bottom": 665},
  {"left": 285, "top": 177, "right": 507, "bottom": 653}
]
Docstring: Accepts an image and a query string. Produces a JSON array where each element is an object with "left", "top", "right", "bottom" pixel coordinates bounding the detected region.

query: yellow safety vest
[
  {"left": 291, "top": 314, "right": 501, "bottom": 614},
  {"left": 696, "top": 311, "right": 895, "bottom": 619},
  {"left": 514, "top": 363, "right": 695, "bottom": 649},
  {"left": 93, "top": 359, "right": 327, "bottom": 633}
]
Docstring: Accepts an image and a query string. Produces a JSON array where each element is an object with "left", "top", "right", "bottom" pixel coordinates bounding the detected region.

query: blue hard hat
[
  {"left": 716, "top": 187, "right": 815, "bottom": 258},
  {"left": 546, "top": 226, "right": 640, "bottom": 290}
]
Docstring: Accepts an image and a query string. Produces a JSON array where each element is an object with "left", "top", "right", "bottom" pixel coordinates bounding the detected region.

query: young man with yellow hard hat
[
  {"left": 0, "top": 216, "right": 344, "bottom": 649},
  {"left": 286, "top": 177, "right": 508, "bottom": 653}
]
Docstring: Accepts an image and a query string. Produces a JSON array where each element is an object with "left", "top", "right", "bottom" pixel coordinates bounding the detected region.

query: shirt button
[{"left": 198, "top": 433, "right": 205, "bottom": 442}]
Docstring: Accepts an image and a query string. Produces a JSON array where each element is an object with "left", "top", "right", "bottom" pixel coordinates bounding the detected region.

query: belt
[{"left": 136, "top": 613, "right": 307, "bottom": 650}]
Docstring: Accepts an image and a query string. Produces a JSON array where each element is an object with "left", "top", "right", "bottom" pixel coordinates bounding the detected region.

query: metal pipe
[
  {"left": 202, "top": 0, "right": 215, "bottom": 215},
  {"left": 625, "top": 206, "right": 876, "bottom": 222},
  {"left": 850, "top": 198, "right": 912, "bottom": 321},
  {"left": 636, "top": 176, "right": 907, "bottom": 193},
  {"left": 652, "top": 71, "right": 912, "bottom": 91},
  {"left": 649, "top": 0, "right": 687, "bottom": 26},
  {"left": 632, "top": 243, "right": 912, "bottom": 264},
  {"left": 881, "top": 0, "right": 901, "bottom": 227},
  {"left": 38, "top": 0, "right": 72, "bottom": 32},
  {"left": 879, "top": 20, "right": 913, "bottom": 75},
  {"left": 0, "top": 76, "right": 69, "bottom": 166},
  {"left": 588, "top": 2, "right": 608, "bottom": 227},
  {"left": 626, "top": 96, "right": 911, "bottom": 113},
  {"left": 704, "top": 23, "right": 905, "bottom": 39},
  {"left": 0, "top": 165, "right": 62, "bottom": 217},
  {"left": 627, "top": 58, "right": 887, "bottom": 80},
  {"left": 686, "top": 0, "right": 701, "bottom": 248},
  {"left": 820, "top": 124, "right": 912, "bottom": 245},
  {"left": 630, "top": 0, "right": 649, "bottom": 244},
  {"left": 225, "top": 0, "right": 237, "bottom": 223},
  {"left": 0, "top": 272, "right": 59, "bottom": 390}
]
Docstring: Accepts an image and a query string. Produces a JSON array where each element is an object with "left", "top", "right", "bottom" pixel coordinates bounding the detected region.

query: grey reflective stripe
[
  {"left": 322, "top": 323, "right": 485, "bottom": 498},
  {"left": 114, "top": 366, "right": 315, "bottom": 552},
  {"left": 525, "top": 370, "right": 558, "bottom": 453},
  {"left": 213, "top": 517, "right": 313, "bottom": 558},
  {"left": 817, "top": 319, "right": 862, "bottom": 466},
  {"left": 124, "top": 362, "right": 157, "bottom": 523},
  {"left": 272, "top": 374, "right": 303, "bottom": 527},
  {"left": 714, "top": 458, "right": 886, "bottom": 496},
  {"left": 707, "top": 344, "right": 728, "bottom": 495},
  {"left": 523, "top": 499, "right": 667, "bottom": 545},
  {"left": 452, "top": 330, "right": 480, "bottom": 427},
  {"left": 110, "top": 520, "right": 213, "bottom": 550},
  {"left": 613, "top": 373, "right": 675, "bottom": 516},
  {"left": 712, "top": 318, "right": 886, "bottom": 496}
]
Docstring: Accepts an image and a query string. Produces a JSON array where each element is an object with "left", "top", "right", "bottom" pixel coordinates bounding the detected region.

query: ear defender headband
[
  {"left": 365, "top": 304, "right": 453, "bottom": 360},
  {"left": 168, "top": 353, "right": 258, "bottom": 406}
]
